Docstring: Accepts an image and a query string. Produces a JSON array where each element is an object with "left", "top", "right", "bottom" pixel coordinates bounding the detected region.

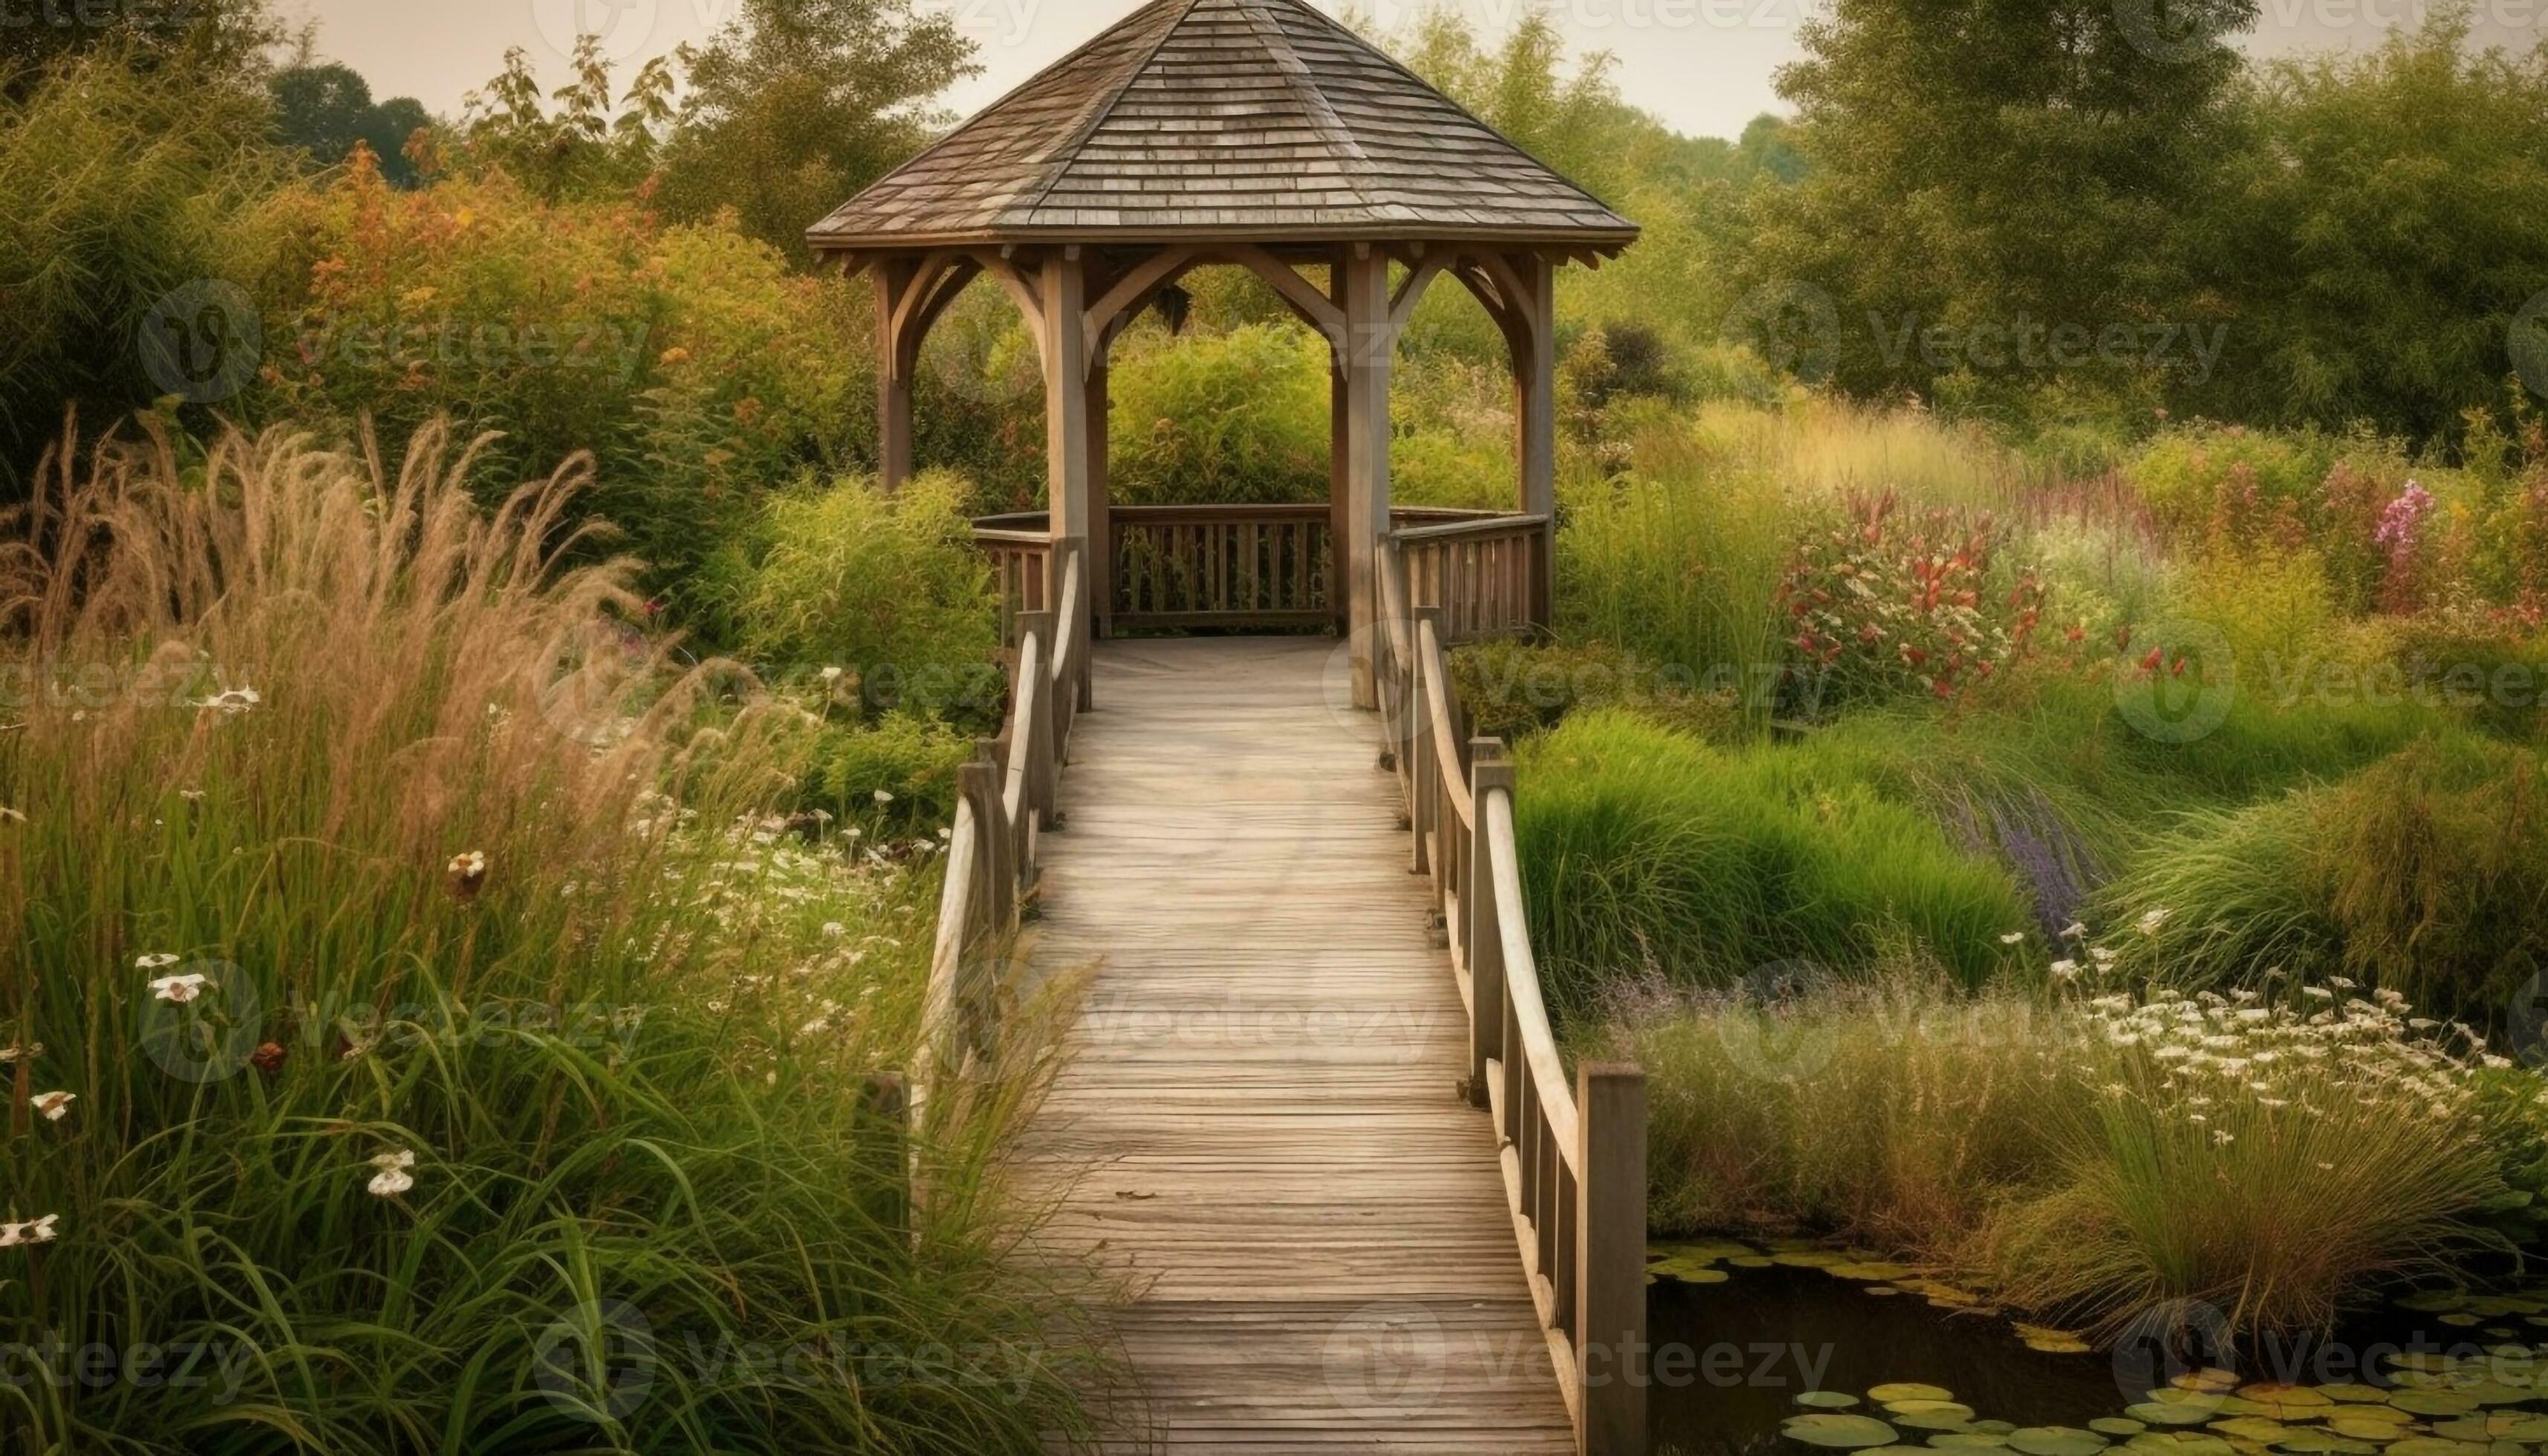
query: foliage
[
  {"left": 0, "top": 48, "right": 283, "bottom": 484},
  {"left": 654, "top": 0, "right": 977, "bottom": 259},
  {"left": 1449, "top": 638, "right": 1744, "bottom": 747},
  {"left": 456, "top": 41, "right": 680, "bottom": 202},
  {"left": 269, "top": 61, "right": 432, "bottom": 186},
  {"left": 0, "top": 420, "right": 1094, "bottom": 1450},
  {"left": 2186, "top": 13, "right": 2548, "bottom": 441},
  {"left": 1776, "top": 492, "right": 2047, "bottom": 713},
  {"left": 1106, "top": 325, "right": 1330, "bottom": 506},
  {"left": 803, "top": 709, "right": 977, "bottom": 841},
  {"left": 1595, "top": 971, "right": 2533, "bottom": 1336},
  {"left": 1510, "top": 710, "right": 2036, "bottom": 1015},
  {"left": 242, "top": 154, "right": 865, "bottom": 591},
  {"left": 700, "top": 469, "right": 1000, "bottom": 718}
]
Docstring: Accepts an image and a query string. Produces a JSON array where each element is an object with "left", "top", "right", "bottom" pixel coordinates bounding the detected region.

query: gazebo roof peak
[{"left": 807, "top": 0, "right": 1638, "bottom": 256}]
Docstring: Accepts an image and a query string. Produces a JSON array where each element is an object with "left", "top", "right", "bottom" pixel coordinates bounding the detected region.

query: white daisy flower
[
  {"left": 366, "top": 1150, "right": 417, "bottom": 1197},
  {"left": 0, "top": 1213, "right": 62, "bottom": 1248},
  {"left": 149, "top": 973, "right": 212, "bottom": 1004},
  {"left": 30, "top": 1091, "right": 74, "bottom": 1122}
]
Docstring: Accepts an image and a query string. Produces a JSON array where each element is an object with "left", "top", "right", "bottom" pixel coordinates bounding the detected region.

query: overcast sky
[{"left": 287, "top": 0, "right": 2519, "bottom": 146}]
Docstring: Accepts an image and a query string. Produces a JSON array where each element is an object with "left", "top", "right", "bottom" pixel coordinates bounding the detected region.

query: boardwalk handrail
[
  {"left": 973, "top": 505, "right": 1533, "bottom": 640},
  {"left": 913, "top": 536, "right": 1091, "bottom": 1143},
  {"left": 1377, "top": 536, "right": 1648, "bottom": 1456}
]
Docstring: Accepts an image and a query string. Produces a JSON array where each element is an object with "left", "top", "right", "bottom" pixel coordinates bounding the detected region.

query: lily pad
[
  {"left": 1932, "top": 1435, "right": 2012, "bottom": 1449},
  {"left": 2209, "top": 1419, "right": 2296, "bottom": 1443},
  {"left": 1801, "top": 1392, "right": 1865, "bottom": 1410},
  {"left": 2431, "top": 1416, "right": 2548, "bottom": 1443},
  {"left": 1889, "top": 1402, "right": 1980, "bottom": 1431},
  {"left": 2094, "top": 1421, "right": 2154, "bottom": 1437},
  {"left": 1831, "top": 1261, "right": 1923, "bottom": 1282},
  {"left": 1650, "top": 1238, "right": 1759, "bottom": 1263},
  {"left": 1787, "top": 1414, "right": 1904, "bottom": 1449},
  {"left": 1873, "top": 1385, "right": 1959, "bottom": 1404},
  {"left": 2015, "top": 1322, "right": 2093, "bottom": 1354},
  {"left": 2391, "top": 1393, "right": 2483, "bottom": 1418},
  {"left": 1648, "top": 1257, "right": 1732, "bottom": 1284},
  {"left": 1732, "top": 1255, "right": 1777, "bottom": 1269},
  {"left": 1775, "top": 1250, "right": 1853, "bottom": 1269},
  {"left": 2008, "top": 1426, "right": 2110, "bottom": 1456},
  {"left": 2321, "top": 1388, "right": 2395, "bottom": 1406},
  {"left": 2381, "top": 1440, "right": 2487, "bottom": 1456},
  {"left": 2174, "top": 1372, "right": 2244, "bottom": 1395},
  {"left": 2324, "top": 1418, "right": 2410, "bottom": 1443},
  {"left": 2398, "top": 1292, "right": 2474, "bottom": 1314},
  {"left": 2271, "top": 1433, "right": 2377, "bottom": 1455},
  {"left": 2128, "top": 1435, "right": 2236, "bottom": 1456}
]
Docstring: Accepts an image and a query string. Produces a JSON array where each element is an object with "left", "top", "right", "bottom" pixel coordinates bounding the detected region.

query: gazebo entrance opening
[{"left": 807, "top": 0, "right": 1635, "bottom": 706}]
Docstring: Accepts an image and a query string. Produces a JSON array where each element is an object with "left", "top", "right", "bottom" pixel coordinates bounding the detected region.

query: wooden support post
[
  {"left": 876, "top": 258, "right": 917, "bottom": 492},
  {"left": 1087, "top": 358, "right": 1113, "bottom": 641},
  {"left": 1342, "top": 247, "right": 1395, "bottom": 710},
  {"left": 1518, "top": 253, "right": 1558, "bottom": 631},
  {"left": 1467, "top": 743, "right": 1511, "bottom": 1111},
  {"left": 1409, "top": 606, "right": 1442, "bottom": 877},
  {"left": 1327, "top": 249, "right": 1352, "bottom": 637},
  {"left": 1042, "top": 252, "right": 1091, "bottom": 545},
  {"left": 1576, "top": 1062, "right": 1648, "bottom": 1456}
]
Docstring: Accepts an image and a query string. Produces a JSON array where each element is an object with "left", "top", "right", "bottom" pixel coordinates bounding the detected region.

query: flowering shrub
[
  {"left": 1777, "top": 491, "right": 2048, "bottom": 713},
  {"left": 244, "top": 149, "right": 866, "bottom": 591},
  {"left": 2374, "top": 478, "right": 2438, "bottom": 613}
]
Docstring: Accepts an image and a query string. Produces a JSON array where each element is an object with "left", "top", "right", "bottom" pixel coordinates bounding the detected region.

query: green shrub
[
  {"left": 701, "top": 469, "right": 1001, "bottom": 718},
  {"left": 1106, "top": 323, "right": 1329, "bottom": 506},
  {"left": 0, "top": 421, "right": 1092, "bottom": 1450},
  {"left": 805, "top": 709, "right": 976, "bottom": 840},
  {"left": 243, "top": 157, "right": 865, "bottom": 590},
  {"left": 0, "top": 49, "right": 283, "bottom": 481},
  {"left": 2105, "top": 734, "right": 2548, "bottom": 1016},
  {"left": 1510, "top": 710, "right": 2035, "bottom": 1014}
]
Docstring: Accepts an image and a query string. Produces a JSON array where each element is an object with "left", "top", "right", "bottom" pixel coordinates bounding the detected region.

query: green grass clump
[
  {"left": 1510, "top": 710, "right": 2035, "bottom": 1014},
  {"left": 0, "top": 421, "right": 1095, "bottom": 1452},
  {"left": 1590, "top": 971, "right": 2535, "bottom": 1337}
]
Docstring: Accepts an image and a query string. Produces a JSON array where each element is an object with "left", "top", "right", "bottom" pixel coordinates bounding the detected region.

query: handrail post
[
  {"left": 1467, "top": 748, "right": 1511, "bottom": 1110},
  {"left": 1016, "top": 610, "right": 1057, "bottom": 824},
  {"left": 1409, "top": 606, "right": 1442, "bottom": 879},
  {"left": 958, "top": 758, "right": 1010, "bottom": 940},
  {"left": 1576, "top": 1062, "right": 1648, "bottom": 1456}
]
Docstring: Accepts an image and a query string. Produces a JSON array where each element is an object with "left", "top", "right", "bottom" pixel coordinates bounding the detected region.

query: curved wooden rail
[
  {"left": 913, "top": 536, "right": 1091, "bottom": 1142},
  {"left": 1377, "top": 533, "right": 1648, "bottom": 1455}
]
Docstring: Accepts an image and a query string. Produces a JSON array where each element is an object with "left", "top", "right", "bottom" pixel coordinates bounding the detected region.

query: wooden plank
[{"left": 1018, "top": 637, "right": 1573, "bottom": 1450}]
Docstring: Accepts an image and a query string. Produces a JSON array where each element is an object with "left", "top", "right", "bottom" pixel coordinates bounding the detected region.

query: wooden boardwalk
[{"left": 1018, "top": 637, "right": 1575, "bottom": 1452}]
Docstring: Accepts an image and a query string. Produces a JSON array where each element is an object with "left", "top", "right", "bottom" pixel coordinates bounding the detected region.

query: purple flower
[{"left": 2374, "top": 480, "right": 2434, "bottom": 555}]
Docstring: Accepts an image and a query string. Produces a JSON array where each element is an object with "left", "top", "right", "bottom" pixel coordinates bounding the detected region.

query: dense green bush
[
  {"left": 1105, "top": 324, "right": 1329, "bottom": 506},
  {"left": 804, "top": 710, "right": 977, "bottom": 840},
  {"left": 242, "top": 155, "right": 866, "bottom": 590},
  {"left": 699, "top": 469, "right": 999, "bottom": 716},
  {"left": 1511, "top": 709, "right": 2035, "bottom": 1013},
  {"left": 0, "top": 49, "right": 283, "bottom": 483},
  {"left": 1451, "top": 638, "right": 1745, "bottom": 746}
]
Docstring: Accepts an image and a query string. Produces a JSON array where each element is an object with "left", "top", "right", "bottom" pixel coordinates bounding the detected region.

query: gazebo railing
[
  {"left": 973, "top": 504, "right": 1538, "bottom": 641},
  {"left": 1376, "top": 536, "right": 1647, "bottom": 1455}
]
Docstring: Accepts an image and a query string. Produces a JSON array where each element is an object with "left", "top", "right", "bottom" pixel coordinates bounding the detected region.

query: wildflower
[
  {"left": 2050, "top": 959, "right": 2081, "bottom": 982},
  {"left": 2302, "top": 985, "right": 2333, "bottom": 1001},
  {"left": 819, "top": 666, "right": 845, "bottom": 683},
  {"left": 2061, "top": 921, "right": 2087, "bottom": 939},
  {"left": 2137, "top": 907, "right": 2169, "bottom": 935},
  {"left": 1999, "top": 931, "right": 2026, "bottom": 945},
  {"left": 0, "top": 807, "right": 22, "bottom": 823},
  {"left": 366, "top": 1150, "right": 417, "bottom": 1197},
  {"left": 194, "top": 686, "right": 261, "bottom": 715},
  {"left": 0, "top": 1043, "right": 39, "bottom": 1065},
  {"left": 251, "top": 1041, "right": 287, "bottom": 1074},
  {"left": 29, "top": 1091, "right": 73, "bottom": 1122},
  {"left": 872, "top": 789, "right": 894, "bottom": 806},
  {"left": 2213, "top": 1129, "right": 2235, "bottom": 1145},
  {"left": 0, "top": 1214, "right": 61, "bottom": 1249},
  {"left": 149, "top": 972, "right": 212, "bottom": 1004},
  {"left": 446, "top": 850, "right": 489, "bottom": 902},
  {"left": 135, "top": 953, "right": 179, "bottom": 970},
  {"left": 178, "top": 788, "right": 205, "bottom": 802},
  {"left": 820, "top": 921, "right": 846, "bottom": 937}
]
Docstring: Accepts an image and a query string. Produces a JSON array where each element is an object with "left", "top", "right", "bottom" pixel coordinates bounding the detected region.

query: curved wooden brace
[
  {"left": 1389, "top": 254, "right": 1449, "bottom": 337},
  {"left": 886, "top": 254, "right": 980, "bottom": 381},
  {"left": 1084, "top": 247, "right": 1200, "bottom": 373},
  {"left": 967, "top": 250, "right": 1050, "bottom": 354},
  {"left": 1224, "top": 244, "right": 1348, "bottom": 339}
]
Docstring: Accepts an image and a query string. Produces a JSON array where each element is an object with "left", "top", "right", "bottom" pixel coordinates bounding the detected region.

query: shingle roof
[{"left": 806, "top": 0, "right": 1638, "bottom": 252}]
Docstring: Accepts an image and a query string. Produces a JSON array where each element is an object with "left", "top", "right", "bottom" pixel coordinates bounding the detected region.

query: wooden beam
[
  {"left": 1389, "top": 254, "right": 1449, "bottom": 337},
  {"left": 1340, "top": 249, "right": 1394, "bottom": 710},
  {"left": 1227, "top": 244, "right": 1348, "bottom": 338},
  {"left": 1515, "top": 253, "right": 1557, "bottom": 630},
  {"left": 1087, "top": 357, "right": 1112, "bottom": 641},
  {"left": 1083, "top": 246, "right": 1198, "bottom": 373},
  {"left": 970, "top": 250, "right": 1048, "bottom": 354},
  {"left": 1328, "top": 249, "right": 1351, "bottom": 638},
  {"left": 1042, "top": 253, "right": 1091, "bottom": 545},
  {"left": 874, "top": 257, "right": 917, "bottom": 491}
]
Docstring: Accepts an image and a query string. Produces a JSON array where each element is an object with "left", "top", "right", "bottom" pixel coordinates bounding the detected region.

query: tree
[
  {"left": 2183, "top": 13, "right": 2548, "bottom": 443},
  {"left": 457, "top": 41, "right": 676, "bottom": 201},
  {"left": 1729, "top": 0, "right": 2257, "bottom": 410},
  {"left": 270, "top": 62, "right": 432, "bottom": 186},
  {"left": 654, "top": 0, "right": 977, "bottom": 259}
]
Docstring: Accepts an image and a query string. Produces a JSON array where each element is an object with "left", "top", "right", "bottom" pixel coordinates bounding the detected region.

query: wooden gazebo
[{"left": 807, "top": 0, "right": 1637, "bottom": 705}]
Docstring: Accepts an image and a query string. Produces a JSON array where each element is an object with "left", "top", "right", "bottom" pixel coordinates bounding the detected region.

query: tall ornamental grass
[
  {"left": 1593, "top": 969, "right": 2540, "bottom": 1337},
  {"left": 0, "top": 421, "right": 1095, "bottom": 1452}
]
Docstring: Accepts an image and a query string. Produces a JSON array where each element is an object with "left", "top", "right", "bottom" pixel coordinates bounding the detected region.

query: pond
[{"left": 1648, "top": 1241, "right": 2548, "bottom": 1456}]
